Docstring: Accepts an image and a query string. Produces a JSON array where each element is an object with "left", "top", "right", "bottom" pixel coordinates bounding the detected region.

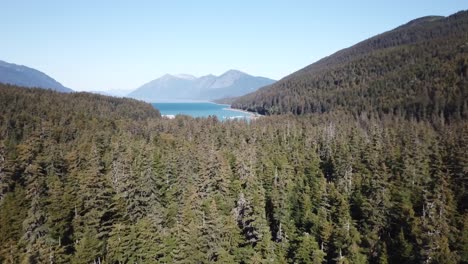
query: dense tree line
[
  {"left": 232, "top": 11, "right": 468, "bottom": 121},
  {"left": 0, "top": 84, "right": 466, "bottom": 263}
]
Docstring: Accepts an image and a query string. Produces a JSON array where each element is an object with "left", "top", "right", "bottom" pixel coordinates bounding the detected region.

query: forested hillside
[
  {"left": 232, "top": 11, "right": 468, "bottom": 121},
  {"left": 0, "top": 84, "right": 466, "bottom": 263}
]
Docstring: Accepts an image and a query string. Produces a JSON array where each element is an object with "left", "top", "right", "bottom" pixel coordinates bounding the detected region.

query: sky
[{"left": 0, "top": 1, "right": 466, "bottom": 91}]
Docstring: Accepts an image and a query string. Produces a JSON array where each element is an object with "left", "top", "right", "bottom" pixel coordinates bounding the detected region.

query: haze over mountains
[
  {"left": 0, "top": 60, "right": 73, "bottom": 93},
  {"left": 0, "top": 59, "right": 275, "bottom": 103},
  {"left": 128, "top": 70, "right": 275, "bottom": 102}
]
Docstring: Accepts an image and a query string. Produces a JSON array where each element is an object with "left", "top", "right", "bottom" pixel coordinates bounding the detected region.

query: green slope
[{"left": 232, "top": 11, "right": 468, "bottom": 121}]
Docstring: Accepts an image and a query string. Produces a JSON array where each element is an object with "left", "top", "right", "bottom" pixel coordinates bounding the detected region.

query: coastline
[
  {"left": 153, "top": 101, "right": 261, "bottom": 120},
  {"left": 222, "top": 107, "right": 262, "bottom": 119},
  {"left": 154, "top": 100, "right": 229, "bottom": 106}
]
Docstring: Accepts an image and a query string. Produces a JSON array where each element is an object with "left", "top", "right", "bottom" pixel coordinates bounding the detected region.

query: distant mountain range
[
  {"left": 0, "top": 60, "right": 72, "bottom": 93},
  {"left": 127, "top": 70, "right": 275, "bottom": 102},
  {"left": 0, "top": 59, "right": 275, "bottom": 101}
]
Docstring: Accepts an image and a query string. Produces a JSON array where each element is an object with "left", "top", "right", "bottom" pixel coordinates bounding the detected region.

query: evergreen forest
[
  {"left": 0, "top": 9, "right": 467, "bottom": 264},
  {"left": 0, "top": 84, "right": 466, "bottom": 263}
]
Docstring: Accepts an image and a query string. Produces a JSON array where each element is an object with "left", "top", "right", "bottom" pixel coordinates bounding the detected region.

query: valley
[{"left": 0, "top": 5, "right": 467, "bottom": 264}]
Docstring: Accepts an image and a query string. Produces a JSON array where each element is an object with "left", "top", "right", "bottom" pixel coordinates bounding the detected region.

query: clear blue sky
[{"left": 1, "top": 1, "right": 466, "bottom": 91}]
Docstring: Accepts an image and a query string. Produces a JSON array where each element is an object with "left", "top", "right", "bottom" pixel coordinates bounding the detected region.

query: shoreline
[
  {"left": 153, "top": 101, "right": 229, "bottom": 106},
  {"left": 223, "top": 107, "right": 262, "bottom": 119},
  {"left": 153, "top": 102, "right": 261, "bottom": 120}
]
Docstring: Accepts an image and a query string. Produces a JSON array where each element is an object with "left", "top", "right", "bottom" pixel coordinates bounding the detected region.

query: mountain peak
[
  {"left": 128, "top": 70, "right": 275, "bottom": 102},
  {"left": 175, "top": 74, "right": 197, "bottom": 80},
  {"left": 222, "top": 69, "right": 247, "bottom": 77},
  {"left": 397, "top": 15, "right": 444, "bottom": 29},
  {"left": 160, "top": 74, "right": 174, "bottom": 79}
]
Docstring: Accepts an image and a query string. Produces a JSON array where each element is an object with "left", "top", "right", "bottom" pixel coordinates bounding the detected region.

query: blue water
[{"left": 152, "top": 102, "right": 252, "bottom": 120}]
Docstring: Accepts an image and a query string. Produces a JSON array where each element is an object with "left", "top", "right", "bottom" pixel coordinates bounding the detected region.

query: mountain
[
  {"left": 0, "top": 60, "right": 73, "bottom": 93},
  {"left": 232, "top": 11, "right": 468, "bottom": 120},
  {"left": 212, "top": 96, "right": 239, "bottom": 105},
  {"left": 127, "top": 70, "right": 275, "bottom": 102}
]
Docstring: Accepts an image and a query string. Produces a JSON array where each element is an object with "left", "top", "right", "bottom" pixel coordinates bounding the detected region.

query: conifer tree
[{"left": 294, "top": 233, "right": 326, "bottom": 264}]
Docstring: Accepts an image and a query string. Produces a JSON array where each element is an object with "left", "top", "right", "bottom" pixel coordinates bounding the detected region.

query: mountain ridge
[
  {"left": 0, "top": 60, "right": 73, "bottom": 93},
  {"left": 127, "top": 70, "right": 275, "bottom": 102},
  {"left": 232, "top": 10, "right": 468, "bottom": 120}
]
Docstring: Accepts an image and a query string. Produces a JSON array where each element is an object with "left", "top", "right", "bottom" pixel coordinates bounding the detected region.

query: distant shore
[
  {"left": 223, "top": 107, "right": 262, "bottom": 119},
  {"left": 162, "top": 114, "right": 176, "bottom": 119}
]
